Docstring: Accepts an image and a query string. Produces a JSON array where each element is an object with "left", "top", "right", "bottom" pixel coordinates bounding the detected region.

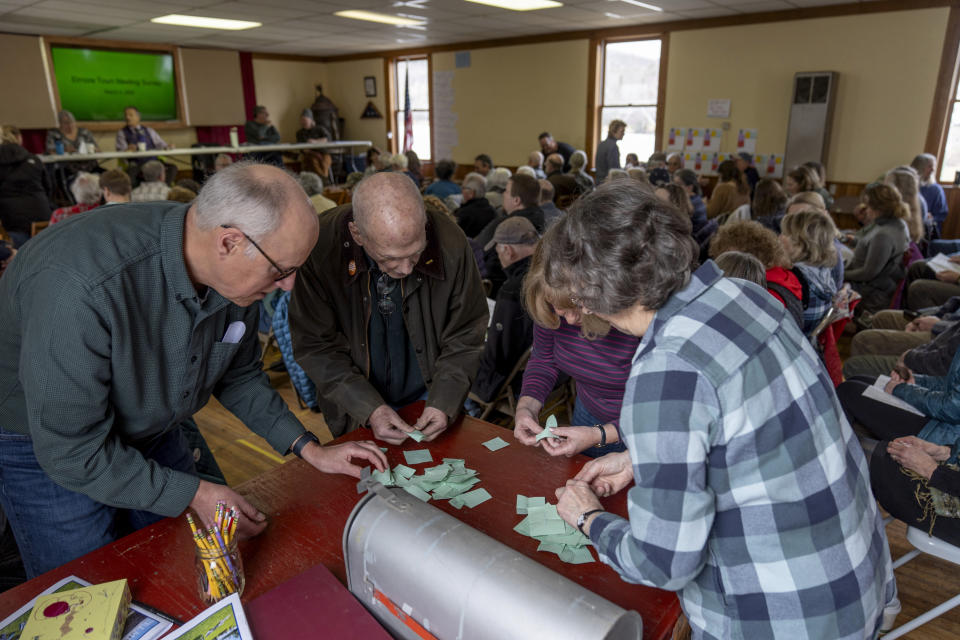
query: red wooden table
[{"left": 0, "top": 408, "right": 680, "bottom": 639}]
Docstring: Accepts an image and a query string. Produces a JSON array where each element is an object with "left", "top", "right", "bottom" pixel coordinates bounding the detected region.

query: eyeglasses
[
  {"left": 221, "top": 225, "right": 297, "bottom": 282},
  {"left": 376, "top": 272, "right": 397, "bottom": 315}
]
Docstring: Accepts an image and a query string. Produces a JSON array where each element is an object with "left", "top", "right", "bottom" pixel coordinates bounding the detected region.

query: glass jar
[{"left": 194, "top": 536, "right": 245, "bottom": 605}]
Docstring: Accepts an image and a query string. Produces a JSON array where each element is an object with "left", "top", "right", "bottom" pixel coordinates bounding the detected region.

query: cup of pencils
[{"left": 188, "top": 502, "right": 245, "bottom": 605}]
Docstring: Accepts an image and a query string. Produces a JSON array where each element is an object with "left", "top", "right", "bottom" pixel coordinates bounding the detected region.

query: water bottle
[
  {"left": 229, "top": 127, "right": 239, "bottom": 148},
  {"left": 54, "top": 139, "right": 64, "bottom": 155}
]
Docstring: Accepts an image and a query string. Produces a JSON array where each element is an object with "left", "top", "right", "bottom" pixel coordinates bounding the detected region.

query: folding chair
[
  {"left": 467, "top": 347, "right": 531, "bottom": 421},
  {"left": 884, "top": 526, "right": 960, "bottom": 638}
]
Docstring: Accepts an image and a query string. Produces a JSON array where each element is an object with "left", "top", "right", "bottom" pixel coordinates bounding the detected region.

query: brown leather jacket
[{"left": 288, "top": 204, "right": 488, "bottom": 435}]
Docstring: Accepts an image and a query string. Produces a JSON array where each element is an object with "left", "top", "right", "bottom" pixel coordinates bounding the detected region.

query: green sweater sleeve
[
  {"left": 18, "top": 268, "right": 199, "bottom": 517},
  {"left": 212, "top": 307, "right": 306, "bottom": 454}
]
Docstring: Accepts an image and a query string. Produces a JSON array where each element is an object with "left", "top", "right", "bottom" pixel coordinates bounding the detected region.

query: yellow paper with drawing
[{"left": 21, "top": 579, "right": 131, "bottom": 640}]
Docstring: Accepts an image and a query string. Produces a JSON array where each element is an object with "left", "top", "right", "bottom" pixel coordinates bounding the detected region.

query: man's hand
[
  {"left": 541, "top": 426, "right": 601, "bottom": 457},
  {"left": 189, "top": 480, "right": 266, "bottom": 540},
  {"left": 413, "top": 406, "right": 448, "bottom": 441},
  {"left": 513, "top": 407, "right": 543, "bottom": 446},
  {"left": 368, "top": 405, "right": 414, "bottom": 444},
  {"left": 948, "top": 254, "right": 960, "bottom": 264},
  {"left": 555, "top": 479, "right": 604, "bottom": 533},
  {"left": 906, "top": 316, "right": 939, "bottom": 332},
  {"left": 574, "top": 450, "right": 634, "bottom": 497},
  {"left": 935, "top": 270, "right": 960, "bottom": 284},
  {"left": 301, "top": 440, "right": 387, "bottom": 478}
]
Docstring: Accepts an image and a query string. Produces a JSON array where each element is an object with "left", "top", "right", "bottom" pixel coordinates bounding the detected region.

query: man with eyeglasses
[
  {"left": 289, "top": 171, "right": 488, "bottom": 444},
  {"left": 0, "top": 162, "right": 387, "bottom": 578}
]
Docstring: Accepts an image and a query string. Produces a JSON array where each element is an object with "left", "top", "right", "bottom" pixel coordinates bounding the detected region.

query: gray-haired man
[{"left": 0, "top": 162, "right": 386, "bottom": 578}]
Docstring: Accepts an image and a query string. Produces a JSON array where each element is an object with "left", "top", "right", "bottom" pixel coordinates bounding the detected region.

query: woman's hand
[
  {"left": 513, "top": 405, "right": 543, "bottom": 446},
  {"left": 906, "top": 316, "right": 939, "bottom": 333},
  {"left": 886, "top": 366, "right": 915, "bottom": 392},
  {"left": 888, "top": 438, "right": 941, "bottom": 480},
  {"left": 541, "top": 426, "right": 600, "bottom": 457},
  {"left": 892, "top": 436, "right": 950, "bottom": 462}
]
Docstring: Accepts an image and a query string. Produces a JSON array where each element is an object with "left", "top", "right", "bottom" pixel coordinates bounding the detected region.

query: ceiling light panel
[
  {"left": 150, "top": 14, "right": 261, "bottom": 29},
  {"left": 463, "top": 0, "right": 563, "bottom": 11},
  {"left": 333, "top": 9, "right": 426, "bottom": 26}
]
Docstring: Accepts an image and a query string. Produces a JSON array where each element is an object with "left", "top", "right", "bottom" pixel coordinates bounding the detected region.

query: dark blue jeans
[
  {"left": 0, "top": 425, "right": 196, "bottom": 578},
  {"left": 572, "top": 398, "right": 627, "bottom": 458}
]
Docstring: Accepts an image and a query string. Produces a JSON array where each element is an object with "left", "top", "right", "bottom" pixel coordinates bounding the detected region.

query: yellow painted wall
[
  {"left": 252, "top": 59, "right": 328, "bottom": 141},
  {"left": 664, "top": 8, "right": 948, "bottom": 183},
  {"left": 324, "top": 58, "right": 388, "bottom": 151},
  {"left": 432, "top": 40, "right": 590, "bottom": 166}
]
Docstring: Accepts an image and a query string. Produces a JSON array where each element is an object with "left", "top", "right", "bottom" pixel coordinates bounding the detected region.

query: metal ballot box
[{"left": 343, "top": 486, "right": 643, "bottom": 640}]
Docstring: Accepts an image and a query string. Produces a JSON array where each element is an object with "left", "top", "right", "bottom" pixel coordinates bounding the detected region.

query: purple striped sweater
[{"left": 520, "top": 319, "right": 640, "bottom": 427}]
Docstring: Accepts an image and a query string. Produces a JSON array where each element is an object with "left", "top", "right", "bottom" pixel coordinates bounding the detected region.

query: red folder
[{"left": 245, "top": 564, "right": 391, "bottom": 639}]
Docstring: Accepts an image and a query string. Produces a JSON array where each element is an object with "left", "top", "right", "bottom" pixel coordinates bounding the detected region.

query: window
[
  {"left": 393, "top": 56, "right": 431, "bottom": 161},
  {"left": 598, "top": 39, "right": 662, "bottom": 167},
  {"left": 941, "top": 79, "right": 960, "bottom": 183}
]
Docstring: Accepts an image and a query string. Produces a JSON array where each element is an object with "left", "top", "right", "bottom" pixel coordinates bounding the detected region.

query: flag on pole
[{"left": 403, "top": 69, "right": 413, "bottom": 153}]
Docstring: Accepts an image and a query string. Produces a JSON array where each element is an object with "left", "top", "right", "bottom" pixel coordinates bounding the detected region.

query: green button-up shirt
[{"left": 0, "top": 202, "right": 306, "bottom": 517}]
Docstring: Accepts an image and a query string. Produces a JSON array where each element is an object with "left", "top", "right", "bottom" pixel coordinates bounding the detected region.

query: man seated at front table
[
  {"left": 245, "top": 105, "right": 283, "bottom": 167},
  {"left": 0, "top": 162, "right": 386, "bottom": 578},
  {"left": 289, "top": 171, "right": 488, "bottom": 443}
]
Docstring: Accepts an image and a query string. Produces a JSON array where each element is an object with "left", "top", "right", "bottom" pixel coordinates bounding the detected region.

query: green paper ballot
[
  {"left": 403, "top": 485, "right": 432, "bottom": 502},
  {"left": 514, "top": 516, "right": 532, "bottom": 536},
  {"left": 457, "top": 488, "right": 492, "bottom": 508},
  {"left": 559, "top": 545, "right": 595, "bottom": 564},
  {"left": 535, "top": 415, "right": 560, "bottom": 441},
  {"left": 529, "top": 518, "right": 567, "bottom": 537},
  {"left": 537, "top": 541, "right": 565, "bottom": 556},
  {"left": 407, "top": 430, "right": 426, "bottom": 442},
  {"left": 371, "top": 468, "right": 394, "bottom": 486},
  {"left": 393, "top": 464, "right": 416, "bottom": 478},
  {"left": 422, "top": 464, "right": 452, "bottom": 482},
  {"left": 516, "top": 494, "right": 528, "bottom": 515},
  {"left": 482, "top": 437, "right": 510, "bottom": 451},
  {"left": 403, "top": 449, "right": 433, "bottom": 465}
]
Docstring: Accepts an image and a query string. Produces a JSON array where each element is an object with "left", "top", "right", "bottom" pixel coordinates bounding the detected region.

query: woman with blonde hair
[
  {"left": 780, "top": 209, "right": 840, "bottom": 332},
  {"left": 885, "top": 165, "right": 926, "bottom": 243},
  {"left": 845, "top": 183, "right": 911, "bottom": 315},
  {"left": 513, "top": 243, "right": 638, "bottom": 458},
  {"left": 784, "top": 165, "right": 821, "bottom": 196},
  {"left": 786, "top": 190, "right": 827, "bottom": 214}
]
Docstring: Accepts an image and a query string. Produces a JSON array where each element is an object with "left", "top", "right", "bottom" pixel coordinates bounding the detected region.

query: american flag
[{"left": 402, "top": 69, "right": 413, "bottom": 153}]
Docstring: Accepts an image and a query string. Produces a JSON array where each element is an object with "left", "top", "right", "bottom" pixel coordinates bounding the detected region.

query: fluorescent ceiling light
[
  {"left": 334, "top": 10, "right": 426, "bottom": 26},
  {"left": 151, "top": 14, "right": 261, "bottom": 30},
  {"left": 464, "top": 0, "right": 563, "bottom": 11},
  {"left": 618, "top": 0, "right": 663, "bottom": 10}
]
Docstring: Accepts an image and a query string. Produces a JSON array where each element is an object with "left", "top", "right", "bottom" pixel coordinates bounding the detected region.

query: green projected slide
[{"left": 51, "top": 47, "right": 177, "bottom": 121}]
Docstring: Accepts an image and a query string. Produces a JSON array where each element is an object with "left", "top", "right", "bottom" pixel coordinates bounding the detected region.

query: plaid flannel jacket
[{"left": 590, "top": 261, "right": 897, "bottom": 639}]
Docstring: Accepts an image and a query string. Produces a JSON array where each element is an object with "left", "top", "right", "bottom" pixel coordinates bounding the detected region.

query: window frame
[
  {"left": 927, "top": 6, "right": 960, "bottom": 184},
  {"left": 387, "top": 53, "right": 433, "bottom": 161},
  {"left": 587, "top": 34, "right": 668, "bottom": 173}
]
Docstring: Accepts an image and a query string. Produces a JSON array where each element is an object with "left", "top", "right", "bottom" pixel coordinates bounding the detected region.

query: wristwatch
[
  {"left": 577, "top": 509, "right": 604, "bottom": 535},
  {"left": 290, "top": 431, "right": 320, "bottom": 458},
  {"left": 593, "top": 424, "right": 607, "bottom": 448}
]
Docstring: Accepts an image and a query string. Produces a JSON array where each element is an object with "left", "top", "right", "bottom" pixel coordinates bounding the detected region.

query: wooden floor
[{"left": 196, "top": 364, "right": 960, "bottom": 639}]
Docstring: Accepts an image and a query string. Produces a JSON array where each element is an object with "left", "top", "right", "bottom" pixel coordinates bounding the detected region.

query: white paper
[
  {"left": 666, "top": 127, "right": 685, "bottom": 152},
  {"left": 707, "top": 99, "right": 731, "bottom": 118},
  {"left": 160, "top": 593, "right": 251, "bottom": 640},
  {"left": 862, "top": 376, "right": 924, "bottom": 417},
  {"left": 928, "top": 253, "right": 960, "bottom": 275},
  {"left": 0, "top": 575, "right": 173, "bottom": 640},
  {"left": 683, "top": 127, "right": 704, "bottom": 152},
  {"left": 221, "top": 321, "right": 246, "bottom": 344},
  {"left": 737, "top": 128, "right": 758, "bottom": 154},
  {"left": 701, "top": 128, "right": 722, "bottom": 151}
]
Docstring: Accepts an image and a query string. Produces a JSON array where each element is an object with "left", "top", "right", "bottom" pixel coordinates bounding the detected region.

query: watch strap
[
  {"left": 577, "top": 509, "right": 604, "bottom": 535},
  {"left": 593, "top": 424, "right": 606, "bottom": 448},
  {"left": 291, "top": 431, "right": 320, "bottom": 458}
]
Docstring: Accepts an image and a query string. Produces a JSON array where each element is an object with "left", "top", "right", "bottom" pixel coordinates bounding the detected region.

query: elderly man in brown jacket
[{"left": 289, "top": 171, "right": 488, "bottom": 443}]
